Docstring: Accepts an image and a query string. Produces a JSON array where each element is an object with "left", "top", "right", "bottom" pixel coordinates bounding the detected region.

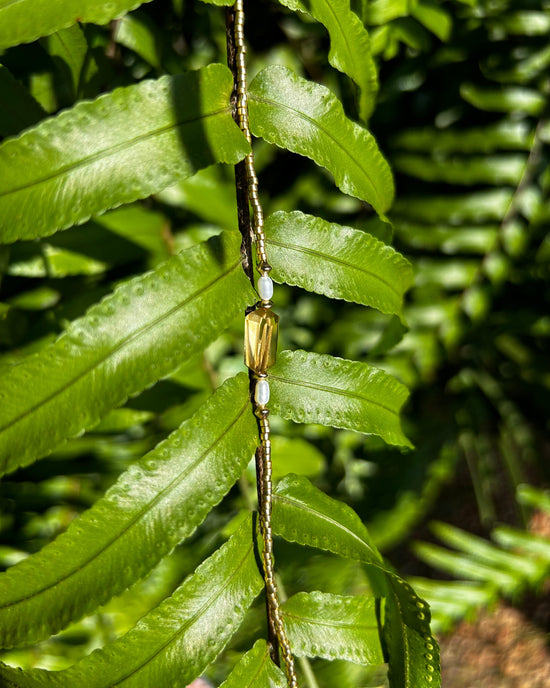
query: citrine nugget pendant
[{"left": 244, "top": 306, "right": 279, "bottom": 375}]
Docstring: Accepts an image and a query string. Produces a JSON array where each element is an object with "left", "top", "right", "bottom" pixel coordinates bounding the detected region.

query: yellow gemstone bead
[{"left": 244, "top": 307, "right": 279, "bottom": 374}]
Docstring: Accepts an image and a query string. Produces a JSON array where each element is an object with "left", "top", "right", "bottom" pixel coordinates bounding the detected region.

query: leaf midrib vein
[
  {"left": 283, "top": 608, "right": 377, "bottom": 631},
  {"left": 0, "top": 258, "right": 242, "bottom": 438},
  {"left": 0, "top": 107, "right": 229, "bottom": 199},
  {"left": 266, "top": 236, "right": 401, "bottom": 298},
  {"left": 269, "top": 373, "right": 398, "bottom": 416},
  {"left": 0, "top": 395, "right": 250, "bottom": 609},
  {"left": 249, "top": 92, "right": 383, "bottom": 209},
  {"left": 114, "top": 539, "right": 255, "bottom": 687},
  {"left": 273, "top": 493, "right": 375, "bottom": 556}
]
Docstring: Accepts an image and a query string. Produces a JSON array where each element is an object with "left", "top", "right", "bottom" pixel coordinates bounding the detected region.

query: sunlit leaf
[
  {"left": 276, "top": 0, "right": 378, "bottom": 120},
  {"left": 0, "top": 517, "right": 263, "bottom": 687},
  {"left": 0, "top": 64, "right": 249, "bottom": 243},
  {"left": 269, "top": 350, "right": 412, "bottom": 447},
  {"left": 220, "top": 640, "right": 287, "bottom": 688},
  {"left": 0, "top": 231, "right": 255, "bottom": 476},
  {"left": 249, "top": 65, "right": 394, "bottom": 216},
  {"left": 282, "top": 591, "right": 384, "bottom": 665},
  {"left": 0, "top": 0, "right": 154, "bottom": 49},
  {"left": 266, "top": 210, "right": 413, "bottom": 317},
  {"left": 0, "top": 374, "right": 256, "bottom": 648},
  {"left": 272, "top": 475, "right": 441, "bottom": 688}
]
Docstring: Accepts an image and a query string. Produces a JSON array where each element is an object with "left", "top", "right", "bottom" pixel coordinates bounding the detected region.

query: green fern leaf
[
  {"left": 0, "top": 64, "right": 249, "bottom": 242},
  {"left": 248, "top": 65, "right": 394, "bottom": 217},
  {"left": 0, "top": 516, "right": 263, "bottom": 687},
  {"left": 0, "top": 231, "right": 255, "bottom": 476},
  {"left": 220, "top": 640, "right": 287, "bottom": 688},
  {"left": 266, "top": 210, "right": 413, "bottom": 317},
  {"left": 282, "top": 591, "right": 384, "bottom": 665},
  {"left": 272, "top": 474, "right": 441, "bottom": 688},
  {"left": 276, "top": 0, "right": 378, "bottom": 120},
  {"left": 0, "top": 0, "right": 155, "bottom": 49},
  {"left": 0, "top": 373, "right": 256, "bottom": 648},
  {"left": 269, "top": 350, "right": 412, "bottom": 447}
]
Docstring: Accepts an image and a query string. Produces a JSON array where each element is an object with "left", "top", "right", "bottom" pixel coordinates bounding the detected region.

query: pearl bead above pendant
[
  {"left": 255, "top": 378, "right": 270, "bottom": 406},
  {"left": 258, "top": 274, "right": 274, "bottom": 301}
]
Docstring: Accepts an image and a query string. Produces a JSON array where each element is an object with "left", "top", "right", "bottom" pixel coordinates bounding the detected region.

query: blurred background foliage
[{"left": 0, "top": 0, "right": 549, "bottom": 682}]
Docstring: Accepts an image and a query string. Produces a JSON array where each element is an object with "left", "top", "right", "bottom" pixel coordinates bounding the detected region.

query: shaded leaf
[
  {"left": 276, "top": 0, "right": 378, "bottom": 120},
  {"left": 249, "top": 65, "right": 394, "bottom": 216},
  {"left": 40, "top": 25, "right": 89, "bottom": 104},
  {"left": 266, "top": 210, "right": 413, "bottom": 317},
  {"left": 269, "top": 350, "right": 412, "bottom": 447},
  {"left": 282, "top": 591, "right": 384, "bottom": 665},
  {"left": 0, "top": 231, "right": 255, "bottom": 476},
  {"left": 0, "top": 64, "right": 249, "bottom": 243},
  {"left": 0, "top": 374, "right": 256, "bottom": 648},
  {"left": 0, "top": 517, "right": 263, "bottom": 687},
  {"left": 392, "top": 153, "right": 526, "bottom": 186},
  {"left": 0, "top": 0, "right": 154, "bottom": 50},
  {"left": 220, "top": 640, "right": 287, "bottom": 688},
  {"left": 0, "top": 65, "right": 46, "bottom": 138}
]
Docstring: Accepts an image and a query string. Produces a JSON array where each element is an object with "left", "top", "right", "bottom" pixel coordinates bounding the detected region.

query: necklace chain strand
[{"left": 234, "top": 2, "right": 298, "bottom": 686}]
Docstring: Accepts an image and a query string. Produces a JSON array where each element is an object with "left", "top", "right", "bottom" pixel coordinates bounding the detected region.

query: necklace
[{"left": 229, "top": 2, "right": 298, "bottom": 686}]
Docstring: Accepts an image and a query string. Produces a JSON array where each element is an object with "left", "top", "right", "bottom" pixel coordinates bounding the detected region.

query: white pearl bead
[
  {"left": 258, "top": 275, "right": 274, "bottom": 301},
  {"left": 255, "top": 378, "right": 270, "bottom": 406}
]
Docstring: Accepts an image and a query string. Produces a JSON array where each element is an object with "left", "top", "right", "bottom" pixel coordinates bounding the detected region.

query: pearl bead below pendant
[
  {"left": 255, "top": 378, "right": 270, "bottom": 406},
  {"left": 258, "top": 275, "right": 274, "bottom": 301}
]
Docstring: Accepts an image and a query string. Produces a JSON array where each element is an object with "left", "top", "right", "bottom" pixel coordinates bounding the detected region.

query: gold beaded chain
[{"left": 234, "top": 2, "right": 298, "bottom": 686}]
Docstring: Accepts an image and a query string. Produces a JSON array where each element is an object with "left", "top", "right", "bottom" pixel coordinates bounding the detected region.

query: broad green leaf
[
  {"left": 249, "top": 65, "right": 394, "bottom": 217},
  {"left": 282, "top": 591, "right": 384, "bottom": 665},
  {"left": 0, "top": 65, "right": 46, "bottom": 138},
  {"left": 0, "top": 64, "right": 249, "bottom": 243},
  {"left": 276, "top": 0, "right": 378, "bottom": 120},
  {"left": 0, "top": 0, "right": 154, "bottom": 50},
  {"left": 271, "top": 475, "right": 441, "bottom": 688},
  {"left": 269, "top": 350, "right": 412, "bottom": 447},
  {"left": 0, "top": 231, "right": 255, "bottom": 476},
  {"left": 393, "top": 153, "right": 526, "bottom": 186},
  {"left": 0, "top": 374, "right": 257, "bottom": 648},
  {"left": 220, "top": 640, "right": 287, "bottom": 688},
  {"left": 266, "top": 210, "right": 413, "bottom": 317},
  {"left": 460, "top": 83, "right": 546, "bottom": 115},
  {"left": 269, "top": 436, "right": 325, "bottom": 480},
  {"left": 0, "top": 517, "right": 263, "bottom": 687}
]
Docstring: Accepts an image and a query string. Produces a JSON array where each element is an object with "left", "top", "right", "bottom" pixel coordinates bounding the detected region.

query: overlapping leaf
[
  {"left": 0, "top": 374, "right": 257, "bottom": 648},
  {"left": 266, "top": 210, "right": 413, "bottom": 317},
  {"left": 282, "top": 591, "right": 384, "bottom": 665},
  {"left": 249, "top": 65, "right": 394, "bottom": 216},
  {"left": 276, "top": 0, "right": 378, "bottom": 120},
  {"left": 0, "top": 231, "right": 255, "bottom": 476},
  {"left": 0, "top": 64, "right": 249, "bottom": 242},
  {"left": 271, "top": 474, "right": 441, "bottom": 688},
  {"left": 0, "top": 65, "right": 46, "bottom": 138},
  {"left": 220, "top": 640, "right": 287, "bottom": 688},
  {"left": 269, "top": 350, "right": 412, "bottom": 447},
  {"left": 0, "top": 0, "right": 154, "bottom": 49},
  {"left": 0, "top": 517, "right": 263, "bottom": 687}
]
